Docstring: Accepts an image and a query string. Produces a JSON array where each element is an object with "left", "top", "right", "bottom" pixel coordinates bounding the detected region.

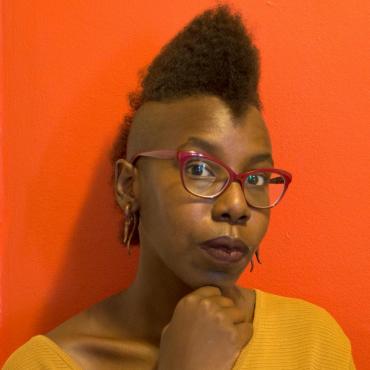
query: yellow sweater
[{"left": 3, "top": 289, "right": 356, "bottom": 369}]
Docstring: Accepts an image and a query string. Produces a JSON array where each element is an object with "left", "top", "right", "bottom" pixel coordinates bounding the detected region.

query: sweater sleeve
[
  {"left": 232, "top": 289, "right": 356, "bottom": 370},
  {"left": 349, "top": 356, "right": 357, "bottom": 370},
  {"left": 2, "top": 335, "right": 81, "bottom": 370}
]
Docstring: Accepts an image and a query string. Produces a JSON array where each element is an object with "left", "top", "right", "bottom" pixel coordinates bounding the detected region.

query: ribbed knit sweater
[{"left": 3, "top": 289, "right": 356, "bottom": 369}]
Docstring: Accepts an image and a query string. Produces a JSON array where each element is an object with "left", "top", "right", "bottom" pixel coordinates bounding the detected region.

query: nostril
[
  {"left": 220, "top": 213, "right": 248, "bottom": 224},
  {"left": 221, "top": 213, "right": 230, "bottom": 221},
  {"left": 238, "top": 215, "right": 248, "bottom": 223}
]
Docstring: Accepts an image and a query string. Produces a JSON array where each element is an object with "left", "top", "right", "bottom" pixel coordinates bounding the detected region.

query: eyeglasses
[{"left": 130, "top": 150, "right": 292, "bottom": 209}]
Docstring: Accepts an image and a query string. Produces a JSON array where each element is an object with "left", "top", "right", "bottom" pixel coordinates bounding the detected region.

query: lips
[{"left": 200, "top": 236, "right": 250, "bottom": 264}]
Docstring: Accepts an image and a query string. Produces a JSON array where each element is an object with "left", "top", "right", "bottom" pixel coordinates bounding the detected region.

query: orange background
[{"left": 1, "top": 1, "right": 369, "bottom": 368}]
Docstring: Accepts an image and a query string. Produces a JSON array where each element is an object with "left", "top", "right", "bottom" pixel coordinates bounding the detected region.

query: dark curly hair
[
  {"left": 112, "top": 4, "right": 261, "bottom": 164},
  {"left": 112, "top": 4, "right": 261, "bottom": 245}
]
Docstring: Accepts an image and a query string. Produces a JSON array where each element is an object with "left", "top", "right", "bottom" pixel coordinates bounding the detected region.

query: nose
[{"left": 211, "top": 181, "right": 251, "bottom": 225}]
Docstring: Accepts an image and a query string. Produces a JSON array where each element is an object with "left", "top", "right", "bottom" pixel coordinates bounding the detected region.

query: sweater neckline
[
  {"left": 33, "top": 334, "right": 82, "bottom": 369},
  {"left": 35, "top": 288, "right": 265, "bottom": 369}
]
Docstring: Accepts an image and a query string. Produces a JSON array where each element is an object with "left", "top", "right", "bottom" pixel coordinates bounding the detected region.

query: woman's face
[{"left": 124, "top": 95, "right": 273, "bottom": 289}]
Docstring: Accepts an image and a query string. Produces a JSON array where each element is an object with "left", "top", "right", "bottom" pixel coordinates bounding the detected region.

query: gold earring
[{"left": 123, "top": 203, "right": 137, "bottom": 255}]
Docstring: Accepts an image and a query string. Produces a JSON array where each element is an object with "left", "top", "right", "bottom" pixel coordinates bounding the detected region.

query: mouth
[{"left": 199, "top": 236, "right": 250, "bottom": 264}]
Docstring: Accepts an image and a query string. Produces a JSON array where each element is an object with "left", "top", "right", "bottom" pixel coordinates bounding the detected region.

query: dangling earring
[
  {"left": 249, "top": 249, "right": 262, "bottom": 272},
  {"left": 123, "top": 203, "right": 137, "bottom": 256}
]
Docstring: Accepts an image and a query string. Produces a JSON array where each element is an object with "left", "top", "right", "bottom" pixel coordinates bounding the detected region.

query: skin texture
[{"left": 47, "top": 95, "right": 274, "bottom": 369}]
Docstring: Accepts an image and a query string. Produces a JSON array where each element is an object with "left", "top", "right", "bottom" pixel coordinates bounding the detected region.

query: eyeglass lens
[{"left": 182, "top": 157, "right": 286, "bottom": 208}]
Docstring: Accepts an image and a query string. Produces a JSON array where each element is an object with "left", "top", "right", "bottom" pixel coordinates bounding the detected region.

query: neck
[
  {"left": 118, "top": 245, "right": 193, "bottom": 343},
  {"left": 117, "top": 244, "right": 248, "bottom": 345}
]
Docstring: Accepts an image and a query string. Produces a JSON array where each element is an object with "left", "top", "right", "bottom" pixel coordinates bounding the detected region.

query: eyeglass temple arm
[
  {"left": 130, "top": 150, "right": 177, "bottom": 163},
  {"left": 270, "top": 177, "right": 285, "bottom": 184}
]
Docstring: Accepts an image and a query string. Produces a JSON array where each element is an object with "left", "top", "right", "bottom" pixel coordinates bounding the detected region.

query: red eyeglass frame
[{"left": 130, "top": 150, "right": 292, "bottom": 208}]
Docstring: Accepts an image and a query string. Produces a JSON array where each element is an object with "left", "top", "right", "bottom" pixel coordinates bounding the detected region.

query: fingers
[
  {"left": 191, "top": 286, "right": 243, "bottom": 311},
  {"left": 193, "top": 286, "right": 222, "bottom": 298},
  {"left": 235, "top": 321, "right": 253, "bottom": 347},
  {"left": 179, "top": 286, "right": 247, "bottom": 325},
  {"left": 195, "top": 287, "right": 247, "bottom": 325},
  {"left": 221, "top": 306, "right": 246, "bottom": 324},
  {"left": 206, "top": 295, "right": 235, "bottom": 307}
]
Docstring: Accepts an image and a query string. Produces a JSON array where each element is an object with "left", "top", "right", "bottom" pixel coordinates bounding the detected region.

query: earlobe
[{"left": 114, "top": 159, "right": 139, "bottom": 211}]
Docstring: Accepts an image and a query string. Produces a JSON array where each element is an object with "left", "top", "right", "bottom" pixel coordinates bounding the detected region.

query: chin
[{"left": 186, "top": 270, "right": 240, "bottom": 290}]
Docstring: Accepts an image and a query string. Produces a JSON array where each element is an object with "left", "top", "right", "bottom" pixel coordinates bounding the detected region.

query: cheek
[
  {"left": 143, "top": 194, "right": 203, "bottom": 240},
  {"left": 139, "top": 179, "right": 212, "bottom": 253},
  {"left": 138, "top": 169, "right": 192, "bottom": 240},
  {"left": 248, "top": 209, "right": 270, "bottom": 244}
]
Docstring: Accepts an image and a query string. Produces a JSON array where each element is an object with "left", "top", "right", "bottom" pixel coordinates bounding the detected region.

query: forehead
[{"left": 127, "top": 95, "right": 272, "bottom": 163}]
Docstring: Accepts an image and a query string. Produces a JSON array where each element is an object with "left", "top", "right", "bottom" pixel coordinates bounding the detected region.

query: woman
[{"left": 4, "top": 5, "right": 355, "bottom": 370}]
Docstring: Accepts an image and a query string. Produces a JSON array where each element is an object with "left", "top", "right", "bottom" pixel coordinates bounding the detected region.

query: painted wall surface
[{"left": 1, "top": 0, "right": 369, "bottom": 367}]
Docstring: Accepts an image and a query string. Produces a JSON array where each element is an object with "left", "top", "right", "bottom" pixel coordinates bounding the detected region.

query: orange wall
[{"left": 1, "top": 1, "right": 369, "bottom": 367}]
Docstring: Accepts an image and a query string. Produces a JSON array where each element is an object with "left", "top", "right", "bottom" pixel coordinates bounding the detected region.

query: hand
[{"left": 157, "top": 286, "right": 253, "bottom": 370}]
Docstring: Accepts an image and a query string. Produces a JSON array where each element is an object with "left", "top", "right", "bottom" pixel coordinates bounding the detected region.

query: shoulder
[
  {"left": 234, "top": 290, "right": 356, "bottom": 369},
  {"left": 257, "top": 289, "right": 348, "bottom": 334},
  {"left": 3, "top": 335, "right": 81, "bottom": 370},
  {"left": 254, "top": 289, "right": 354, "bottom": 364},
  {"left": 3, "top": 292, "right": 123, "bottom": 370}
]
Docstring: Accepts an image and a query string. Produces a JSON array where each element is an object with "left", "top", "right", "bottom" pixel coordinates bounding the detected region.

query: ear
[{"left": 114, "top": 159, "right": 140, "bottom": 212}]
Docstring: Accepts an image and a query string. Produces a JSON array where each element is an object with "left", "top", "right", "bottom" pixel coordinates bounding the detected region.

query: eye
[
  {"left": 245, "top": 173, "right": 269, "bottom": 186},
  {"left": 185, "top": 161, "right": 215, "bottom": 178}
]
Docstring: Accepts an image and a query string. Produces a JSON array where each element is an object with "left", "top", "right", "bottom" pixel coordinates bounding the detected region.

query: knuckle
[
  {"left": 176, "top": 295, "right": 197, "bottom": 312},
  {"left": 223, "top": 297, "right": 234, "bottom": 306},
  {"left": 199, "top": 298, "right": 213, "bottom": 310},
  {"left": 214, "top": 311, "right": 226, "bottom": 323},
  {"left": 181, "top": 295, "right": 198, "bottom": 306}
]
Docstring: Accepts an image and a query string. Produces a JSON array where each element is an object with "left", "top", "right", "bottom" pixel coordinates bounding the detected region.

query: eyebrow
[{"left": 179, "top": 136, "right": 275, "bottom": 167}]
